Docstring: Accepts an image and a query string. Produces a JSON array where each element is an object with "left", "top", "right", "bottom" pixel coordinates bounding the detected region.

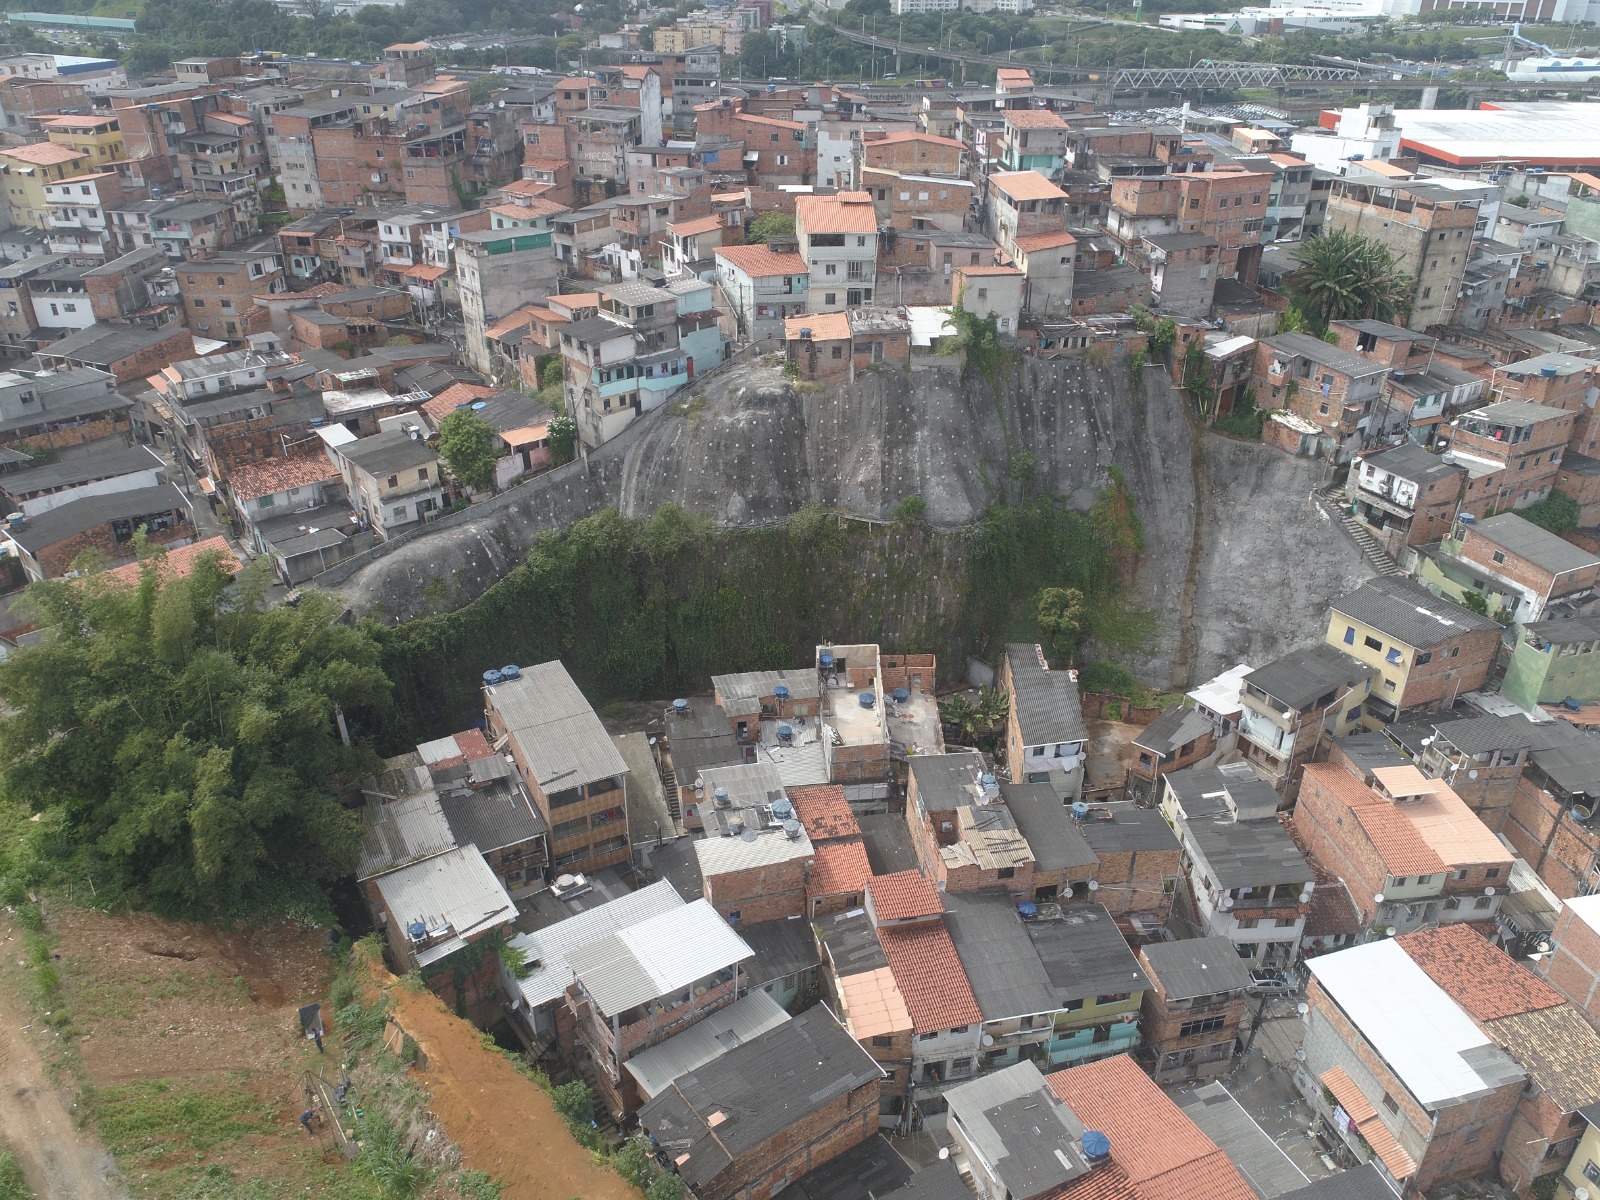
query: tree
[
  {"left": 1288, "top": 232, "right": 1412, "bottom": 331},
  {"left": 469, "top": 74, "right": 499, "bottom": 104},
  {"left": 746, "top": 211, "right": 796, "bottom": 244},
  {"left": 1035, "top": 586, "right": 1085, "bottom": 663},
  {"left": 547, "top": 410, "right": 577, "bottom": 466},
  {"left": 438, "top": 408, "right": 499, "bottom": 493},
  {"left": 0, "top": 557, "right": 390, "bottom": 918},
  {"left": 938, "top": 694, "right": 980, "bottom": 743}
]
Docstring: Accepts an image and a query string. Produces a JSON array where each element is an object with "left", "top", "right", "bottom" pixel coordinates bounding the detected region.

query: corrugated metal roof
[
  {"left": 624, "top": 989, "right": 792, "bottom": 1099},
  {"left": 371, "top": 845, "right": 516, "bottom": 967},
  {"left": 1005, "top": 644, "right": 1087, "bottom": 747},
  {"left": 357, "top": 782, "right": 455, "bottom": 880},
  {"left": 567, "top": 898, "right": 753, "bottom": 1016},
  {"left": 487, "top": 661, "right": 629, "bottom": 790},
  {"left": 695, "top": 824, "right": 814, "bottom": 876},
  {"left": 510, "top": 879, "right": 685, "bottom": 1009}
]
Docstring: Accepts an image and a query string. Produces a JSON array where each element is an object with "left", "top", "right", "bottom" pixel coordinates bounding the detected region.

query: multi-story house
[
  {"left": 998, "top": 643, "right": 1086, "bottom": 801},
  {"left": 110, "top": 82, "right": 224, "bottom": 191},
  {"left": 1022, "top": 902, "right": 1149, "bottom": 1068},
  {"left": 716, "top": 241, "right": 806, "bottom": 340},
  {"left": 997, "top": 109, "right": 1071, "bottom": 175},
  {"left": 175, "top": 244, "right": 285, "bottom": 343},
  {"left": 986, "top": 170, "right": 1068, "bottom": 260},
  {"left": 268, "top": 95, "right": 360, "bottom": 212},
  {"left": 1295, "top": 761, "right": 1513, "bottom": 934},
  {"left": 454, "top": 226, "right": 559, "bottom": 374},
  {"left": 1326, "top": 177, "right": 1481, "bottom": 332},
  {"left": 1251, "top": 332, "right": 1390, "bottom": 460},
  {"left": 795, "top": 191, "right": 877, "bottom": 314},
  {"left": 1503, "top": 615, "right": 1600, "bottom": 714},
  {"left": 38, "top": 113, "right": 124, "bottom": 165},
  {"left": 1301, "top": 937, "right": 1526, "bottom": 1194},
  {"left": 483, "top": 660, "right": 632, "bottom": 876},
  {"left": 1325, "top": 574, "right": 1503, "bottom": 726},
  {"left": 0, "top": 141, "right": 92, "bottom": 228},
  {"left": 1350, "top": 444, "right": 1468, "bottom": 560},
  {"left": 1233, "top": 644, "right": 1373, "bottom": 792},
  {"left": 1161, "top": 762, "right": 1315, "bottom": 969},
  {"left": 41, "top": 170, "right": 126, "bottom": 261},
  {"left": 1137, "top": 935, "right": 1254, "bottom": 1083},
  {"left": 335, "top": 428, "right": 443, "bottom": 540},
  {"left": 1446, "top": 400, "right": 1574, "bottom": 514},
  {"left": 1413, "top": 512, "right": 1600, "bottom": 625}
]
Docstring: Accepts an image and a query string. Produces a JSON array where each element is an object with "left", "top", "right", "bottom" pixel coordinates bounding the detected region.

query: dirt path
[
  {"left": 383, "top": 971, "right": 639, "bottom": 1200},
  {"left": 0, "top": 928, "right": 125, "bottom": 1200}
]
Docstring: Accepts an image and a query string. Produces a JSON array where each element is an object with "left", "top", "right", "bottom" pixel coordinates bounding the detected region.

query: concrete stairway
[{"left": 1315, "top": 483, "right": 1406, "bottom": 578}]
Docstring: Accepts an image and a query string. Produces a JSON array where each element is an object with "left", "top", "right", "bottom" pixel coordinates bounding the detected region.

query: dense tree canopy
[
  {"left": 1289, "top": 232, "right": 1414, "bottom": 331},
  {"left": 438, "top": 408, "right": 499, "bottom": 492},
  {"left": 0, "top": 552, "right": 391, "bottom": 918}
]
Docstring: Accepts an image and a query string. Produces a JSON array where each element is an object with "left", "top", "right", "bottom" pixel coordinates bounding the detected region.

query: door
[{"left": 847, "top": 289, "right": 862, "bottom": 306}]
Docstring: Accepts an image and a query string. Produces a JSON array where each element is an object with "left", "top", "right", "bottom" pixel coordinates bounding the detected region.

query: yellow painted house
[
  {"left": 41, "top": 114, "right": 124, "bottom": 164},
  {"left": 1560, "top": 1108, "right": 1600, "bottom": 1198},
  {"left": 0, "top": 142, "right": 92, "bottom": 228}
]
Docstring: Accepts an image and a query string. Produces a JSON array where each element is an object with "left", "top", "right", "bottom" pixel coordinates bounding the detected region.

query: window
[
  {"left": 1392, "top": 877, "right": 1409, "bottom": 888},
  {"left": 1486, "top": 867, "right": 1500, "bottom": 878},
  {"left": 1096, "top": 993, "right": 1128, "bottom": 1005},
  {"left": 997, "top": 866, "right": 1015, "bottom": 880},
  {"left": 951, "top": 1025, "right": 970, "bottom": 1034},
  {"left": 1475, "top": 896, "right": 1493, "bottom": 909},
  {"left": 1416, "top": 651, "right": 1432, "bottom": 666},
  {"left": 1364, "top": 635, "right": 1383, "bottom": 652},
  {"left": 856, "top": 236, "right": 866, "bottom": 247},
  {"left": 1180, "top": 1015, "right": 1226, "bottom": 1037},
  {"left": 418, "top": 467, "right": 429, "bottom": 481},
  {"left": 390, "top": 505, "right": 407, "bottom": 521},
  {"left": 824, "top": 292, "right": 836, "bottom": 305},
  {"left": 387, "top": 474, "right": 399, "bottom": 487},
  {"left": 831, "top": 346, "right": 842, "bottom": 359},
  {"left": 1492, "top": 550, "right": 1505, "bottom": 564},
  {"left": 918, "top": 1031, "right": 937, "bottom": 1041},
  {"left": 1236, "top": 917, "right": 1259, "bottom": 929},
  {"left": 872, "top": 1035, "right": 894, "bottom": 1047},
  {"left": 1381, "top": 1092, "right": 1399, "bottom": 1115},
  {"left": 1276, "top": 917, "right": 1298, "bottom": 927},
  {"left": 825, "top": 264, "right": 837, "bottom": 276},
  {"left": 257, "top": 495, "right": 275, "bottom": 510}
]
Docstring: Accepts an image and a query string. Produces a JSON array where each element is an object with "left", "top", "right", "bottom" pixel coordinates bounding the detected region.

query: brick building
[
  {"left": 1415, "top": 512, "right": 1600, "bottom": 626},
  {"left": 694, "top": 761, "right": 814, "bottom": 925},
  {"left": 1349, "top": 443, "right": 1467, "bottom": 560},
  {"left": 639, "top": 1011, "right": 881, "bottom": 1200},
  {"left": 1252, "top": 333, "right": 1389, "bottom": 458},
  {"left": 483, "top": 661, "right": 632, "bottom": 875},
  {"left": 175, "top": 244, "right": 285, "bottom": 343},
  {"left": 1446, "top": 400, "right": 1574, "bottom": 514},
  {"left": 1539, "top": 895, "right": 1600, "bottom": 1030},
  {"left": 1137, "top": 936, "right": 1254, "bottom": 1083}
]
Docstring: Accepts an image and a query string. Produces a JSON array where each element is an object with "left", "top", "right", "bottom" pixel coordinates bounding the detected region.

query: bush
[
  {"left": 0, "top": 1150, "right": 27, "bottom": 1200},
  {"left": 1080, "top": 661, "right": 1137, "bottom": 694},
  {"left": 893, "top": 494, "right": 926, "bottom": 523},
  {"left": 1519, "top": 490, "right": 1580, "bottom": 536},
  {"left": 1213, "top": 389, "right": 1268, "bottom": 440}
]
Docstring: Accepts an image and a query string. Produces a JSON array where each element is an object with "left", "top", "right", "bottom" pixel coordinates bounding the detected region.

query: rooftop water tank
[
  {"left": 673, "top": 698, "right": 689, "bottom": 714},
  {"left": 892, "top": 687, "right": 910, "bottom": 703},
  {"left": 777, "top": 724, "right": 794, "bottom": 742},
  {"left": 859, "top": 691, "right": 876, "bottom": 709},
  {"left": 1542, "top": 365, "right": 1559, "bottom": 378},
  {"left": 783, "top": 818, "right": 803, "bottom": 840},
  {"left": 483, "top": 669, "right": 502, "bottom": 686},
  {"left": 771, "top": 796, "right": 795, "bottom": 820},
  {"left": 1082, "top": 1131, "right": 1111, "bottom": 1164},
  {"left": 1072, "top": 801, "right": 1091, "bottom": 820},
  {"left": 407, "top": 920, "right": 428, "bottom": 941},
  {"left": 500, "top": 663, "right": 520, "bottom": 679},
  {"left": 1017, "top": 901, "right": 1038, "bottom": 920},
  {"left": 775, "top": 684, "right": 790, "bottom": 700},
  {"left": 1458, "top": 512, "right": 1476, "bottom": 525},
  {"left": 820, "top": 651, "right": 834, "bottom": 668},
  {"left": 713, "top": 786, "right": 731, "bottom": 808},
  {"left": 727, "top": 815, "right": 745, "bottom": 835}
]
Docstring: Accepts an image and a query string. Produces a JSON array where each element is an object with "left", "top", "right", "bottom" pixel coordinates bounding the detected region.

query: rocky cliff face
[{"left": 336, "top": 350, "right": 1370, "bottom": 687}]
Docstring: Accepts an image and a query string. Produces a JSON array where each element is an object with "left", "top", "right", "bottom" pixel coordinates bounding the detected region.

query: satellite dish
[
  {"left": 981, "top": 1034, "right": 994, "bottom": 1047},
  {"left": 1421, "top": 736, "right": 1434, "bottom": 747},
  {"left": 1296, "top": 1002, "right": 1309, "bottom": 1016},
  {"left": 1578, "top": 1189, "right": 1592, "bottom": 1200},
  {"left": 1294, "top": 1048, "right": 1307, "bottom": 1061},
  {"left": 1385, "top": 926, "right": 1398, "bottom": 936},
  {"left": 1282, "top": 711, "right": 1294, "bottom": 722},
  {"left": 1373, "top": 893, "right": 1385, "bottom": 905},
  {"left": 1087, "top": 879, "right": 1100, "bottom": 891},
  {"left": 1299, "top": 892, "right": 1312, "bottom": 904},
  {"left": 1485, "top": 886, "right": 1496, "bottom": 896},
  {"left": 938, "top": 1148, "right": 950, "bottom": 1161},
  {"left": 1468, "top": 769, "right": 1479, "bottom": 779}
]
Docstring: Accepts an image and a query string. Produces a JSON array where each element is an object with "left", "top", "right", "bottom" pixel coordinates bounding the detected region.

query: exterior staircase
[{"left": 1314, "top": 482, "right": 1406, "bottom": 578}]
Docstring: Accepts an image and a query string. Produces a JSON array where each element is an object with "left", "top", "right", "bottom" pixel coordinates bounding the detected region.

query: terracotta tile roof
[
  {"left": 0, "top": 141, "right": 86, "bottom": 166},
  {"left": 1302, "top": 878, "right": 1362, "bottom": 942},
  {"left": 1352, "top": 804, "right": 1447, "bottom": 877},
  {"left": 226, "top": 451, "right": 338, "bottom": 502},
  {"left": 493, "top": 196, "right": 568, "bottom": 220},
  {"left": 485, "top": 303, "right": 547, "bottom": 340},
  {"left": 1320, "top": 1067, "right": 1417, "bottom": 1181},
  {"left": 39, "top": 114, "right": 117, "bottom": 128},
  {"left": 547, "top": 293, "right": 600, "bottom": 316},
  {"left": 1486, "top": 1005, "right": 1600, "bottom": 1112},
  {"left": 739, "top": 112, "right": 805, "bottom": 131},
  {"left": 997, "top": 68, "right": 1034, "bottom": 83},
  {"left": 521, "top": 156, "right": 571, "bottom": 173},
  {"left": 670, "top": 214, "right": 722, "bottom": 236},
  {"left": 809, "top": 839, "right": 872, "bottom": 899},
  {"left": 785, "top": 312, "right": 850, "bottom": 342},
  {"left": 1005, "top": 109, "right": 1070, "bottom": 130},
  {"left": 1055, "top": 1161, "right": 1139, "bottom": 1200},
  {"left": 991, "top": 170, "right": 1068, "bottom": 203},
  {"left": 421, "top": 382, "right": 497, "bottom": 423},
  {"left": 787, "top": 784, "right": 860, "bottom": 842},
  {"left": 796, "top": 192, "right": 878, "bottom": 235},
  {"left": 97, "top": 535, "right": 241, "bottom": 587},
  {"left": 866, "top": 871, "right": 944, "bottom": 922},
  {"left": 877, "top": 921, "right": 982, "bottom": 1033},
  {"left": 1398, "top": 924, "right": 1564, "bottom": 1021},
  {"left": 401, "top": 263, "right": 448, "bottom": 282},
  {"left": 1014, "top": 231, "right": 1077, "bottom": 253},
  {"left": 1047, "top": 1056, "right": 1257, "bottom": 1200},
  {"left": 837, "top": 965, "right": 912, "bottom": 1039},
  {"left": 868, "top": 130, "right": 966, "bottom": 150},
  {"left": 715, "top": 243, "right": 806, "bottom": 279}
]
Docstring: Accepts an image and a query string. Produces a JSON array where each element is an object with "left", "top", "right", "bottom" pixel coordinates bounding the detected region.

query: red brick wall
[
  {"left": 690, "top": 1081, "right": 879, "bottom": 1200},
  {"left": 704, "top": 857, "right": 808, "bottom": 923},
  {"left": 1542, "top": 901, "right": 1600, "bottom": 1029},
  {"left": 1505, "top": 776, "right": 1600, "bottom": 899},
  {"left": 1293, "top": 771, "right": 1384, "bottom": 925}
]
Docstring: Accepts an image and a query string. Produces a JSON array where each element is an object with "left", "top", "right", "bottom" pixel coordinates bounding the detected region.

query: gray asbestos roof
[
  {"left": 1524, "top": 614, "right": 1600, "bottom": 646},
  {"left": 1279, "top": 1164, "right": 1398, "bottom": 1200},
  {"left": 1361, "top": 442, "right": 1461, "bottom": 485},
  {"left": 339, "top": 429, "right": 438, "bottom": 478},
  {"left": 487, "top": 661, "right": 628, "bottom": 790},
  {"left": 1005, "top": 644, "right": 1087, "bottom": 746},
  {"left": 1472, "top": 513, "right": 1600, "bottom": 576},
  {"left": 1265, "top": 332, "right": 1389, "bottom": 378},
  {"left": 8, "top": 483, "right": 187, "bottom": 553},
  {"left": 909, "top": 750, "right": 987, "bottom": 812},
  {"left": 944, "top": 1061, "right": 1089, "bottom": 1199},
  {"left": 1133, "top": 704, "right": 1214, "bottom": 756},
  {"left": 438, "top": 780, "right": 546, "bottom": 854},
  {"left": 1178, "top": 810, "right": 1312, "bottom": 891},
  {"left": 738, "top": 916, "right": 820, "bottom": 988},
  {"left": 624, "top": 988, "right": 792, "bottom": 1099},
  {"left": 566, "top": 897, "right": 753, "bottom": 1016},
  {"left": 1140, "top": 935, "right": 1253, "bottom": 1000},
  {"left": 774, "top": 1135, "right": 919, "bottom": 1200},
  {"left": 1001, "top": 783, "right": 1098, "bottom": 872},
  {"left": 943, "top": 890, "right": 1059, "bottom": 1020},
  {"left": 639, "top": 1011, "right": 882, "bottom": 1193},
  {"left": 1176, "top": 1082, "right": 1311, "bottom": 1197},
  {"left": 371, "top": 844, "right": 516, "bottom": 967},
  {"left": 358, "top": 773, "right": 454, "bottom": 880},
  {"left": 1245, "top": 643, "right": 1373, "bottom": 712},
  {"left": 817, "top": 907, "right": 889, "bottom": 977},
  {"left": 508, "top": 879, "right": 686, "bottom": 1009},
  {"left": 1077, "top": 803, "right": 1181, "bottom": 853},
  {"left": 2, "top": 444, "right": 162, "bottom": 497},
  {"left": 1330, "top": 573, "right": 1499, "bottom": 648},
  {"left": 711, "top": 666, "right": 819, "bottom": 716},
  {"left": 1023, "top": 903, "right": 1151, "bottom": 1003}
]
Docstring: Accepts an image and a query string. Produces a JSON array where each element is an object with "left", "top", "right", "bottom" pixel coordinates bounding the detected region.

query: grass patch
[
  {"left": 0, "top": 1148, "right": 30, "bottom": 1200},
  {"left": 89, "top": 1075, "right": 279, "bottom": 1160}
]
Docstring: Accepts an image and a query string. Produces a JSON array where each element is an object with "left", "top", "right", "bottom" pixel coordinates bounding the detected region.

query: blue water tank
[
  {"left": 981, "top": 773, "right": 997, "bottom": 789},
  {"left": 1541, "top": 365, "right": 1559, "bottom": 378},
  {"left": 1082, "top": 1131, "right": 1111, "bottom": 1163},
  {"left": 500, "top": 663, "right": 520, "bottom": 679},
  {"left": 892, "top": 687, "right": 910, "bottom": 703},
  {"left": 859, "top": 691, "right": 876, "bottom": 709},
  {"left": 1072, "top": 801, "right": 1091, "bottom": 820},
  {"left": 483, "top": 669, "right": 502, "bottom": 685},
  {"left": 407, "top": 920, "right": 427, "bottom": 941},
  {"left": 673, "top": 698, "right": 689, "bottom": 714},
  {"left": 1458, "top": 512, "right": 1477, "bottom": 525},
  {"left": 775, "top": 684, "right": 790, "bottom": 700},
  {"left": 820, "top": 651, "right": 834, "bottom": 668},
  {"left": 471, "top": 399, "right": 489, "bottom": 409},
  {"left": 1017, "top": 901, "right": 1038, "bottom": 920},
  {"left": 771, "top": 796, "right": 795, "bottom": 819},
  {"left": 777, "top": 724, "right": 793, "bottom": 742}
]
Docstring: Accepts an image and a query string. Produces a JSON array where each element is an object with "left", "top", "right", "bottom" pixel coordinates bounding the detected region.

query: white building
[
  {"left": 1290, "top": 103, "right": 1402, "bottom": 175},
  {"left": 795, "top": 191, "right": 878, "bottom": 313},
  {"left": 714, "top": 243, "right": 809, "bottom": 342}
]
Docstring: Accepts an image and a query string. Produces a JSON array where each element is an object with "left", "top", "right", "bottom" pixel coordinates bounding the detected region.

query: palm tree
[{"left": 1288, "top": 232, "right": 1413, "bottom": 332}]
